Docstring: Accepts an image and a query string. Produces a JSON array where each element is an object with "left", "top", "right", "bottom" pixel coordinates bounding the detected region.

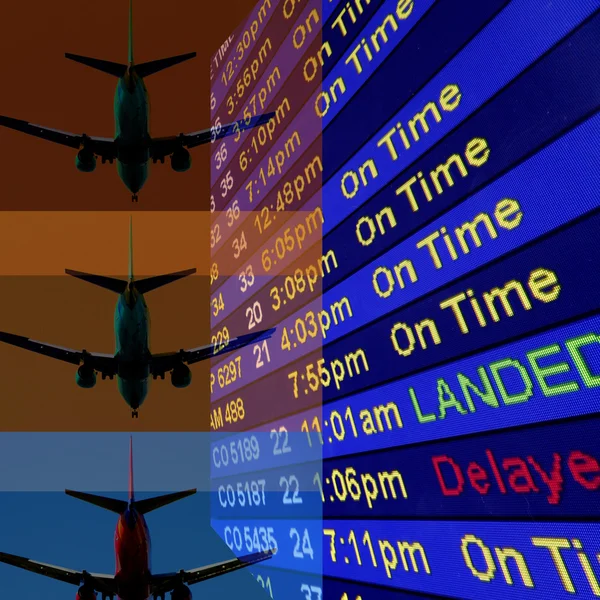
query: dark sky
[{"left": 0, "top": 0, "right": 259, "bottom": 430}]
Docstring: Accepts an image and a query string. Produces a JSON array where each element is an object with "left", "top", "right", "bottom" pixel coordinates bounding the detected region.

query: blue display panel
[
  {"left": 211, "top": 416, "right": 600, "bottom": 519},
  {"left": 248, "top": 565, "right": 434, "bottom": 600},
  {"left": 208, "top": 109, "right": 600, "bottom": 405},
  {"left": 208, "top": 2, "right": 600, "bottom": 599},
  {"left": 212, "top": 518, "right": 600, "bottom": 600},
  {"left": 209, "top": 312, "right": 600, "bottom": 475}
]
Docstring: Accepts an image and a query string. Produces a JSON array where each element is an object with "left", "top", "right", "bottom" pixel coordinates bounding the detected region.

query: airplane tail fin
[
  {"left": 64, "top": 0, "right": 133, "bottom": 75},
  {"left": 64, "top": 50, "right": 195, "bottom": 78},
  {"left": 66, "top": 437, "right": 196, "bottom": 516},
  {"left": 126, "top": 436, "right": 196, "bottom": 514},
  {"left": 65, "top": 217, "right": 195, "bottom": 295},
  {"left": 128, "top": 0, "right": 134, "bottom": 65},
  {"left": 65, "top": 487, "right": 196, "bottom": 515},
  {"left": 129, "top": 435, "right": 135, "bottom": 502},
  {"left": 127, "top": 0, "right": 196, "bottom": 78},
  {"left": 66, "top": 0, "right": 194, "bottom": 78},
  {"left": 64, "top": 268, "right": 195, "bottom": 295}
]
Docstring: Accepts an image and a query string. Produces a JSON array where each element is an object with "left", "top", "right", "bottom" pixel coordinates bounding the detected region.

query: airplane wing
[
  {"left": 150, "top": 327, "right": 276, "bottom": 377},
  {"left": 0, "top": 332, "right": 117, "bottom": 377},
  {"left": 150, "top": 112, "right": 276, "bottom": 160},
  {"left": 0, "top": 115, "right": 116, "bottom": 159},
  {"left": 0, "top": 551, "right": 118, "bottom": 595},
  {"left": 151, "top": 548, "right": 276, "bottom": 596}
]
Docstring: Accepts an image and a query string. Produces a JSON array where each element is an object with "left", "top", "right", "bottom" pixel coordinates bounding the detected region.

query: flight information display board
[{"left": 208, "top": 1, "right": 600, "bottom": 599}]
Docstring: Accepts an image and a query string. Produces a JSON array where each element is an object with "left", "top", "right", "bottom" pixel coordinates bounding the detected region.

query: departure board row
[{"left": 208, "top": 1, "right": 600, "bottom": 599}]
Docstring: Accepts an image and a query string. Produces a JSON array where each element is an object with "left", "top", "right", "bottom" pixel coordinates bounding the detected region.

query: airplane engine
[
  {"left": 170, "top": 364, "right": 191, "bottom": 388},
  {"left": 76, "top": 365, "right": 97, "bottom": 388},
  {"left": 170, "top": 148, "right": 191, "bottom": 172},
  {"left": 75, "top": 149, "right": 97, "bottom": 173},
  {"left": 171, "top": 584, "right": 192, "bottom": 600},
  {"left": 76, "top": 584, "right": 97, "bottom": 600}
]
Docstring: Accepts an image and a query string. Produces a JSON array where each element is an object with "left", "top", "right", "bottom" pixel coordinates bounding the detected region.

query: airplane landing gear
[
  {"left": 132, "top": 194, "right": 138, "bottom": 202},
  {"left": 132, "top": 410, "right": 138, "bottom": 418}
]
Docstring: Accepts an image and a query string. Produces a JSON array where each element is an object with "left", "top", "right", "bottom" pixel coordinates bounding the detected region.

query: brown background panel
[
  {"left": 0, "top": 0, "right": 260, "bottom": 210},
  {"left": 0, "top": 211, "right": 219, "bottom": 430}
]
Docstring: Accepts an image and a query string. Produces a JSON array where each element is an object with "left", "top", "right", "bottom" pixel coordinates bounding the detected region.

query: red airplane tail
[
  {"left": 129, "top": 435, "right": 135, "bottom": 503},
  {"left": 65, "top": 437, "right": 196, "bottom": 515}
]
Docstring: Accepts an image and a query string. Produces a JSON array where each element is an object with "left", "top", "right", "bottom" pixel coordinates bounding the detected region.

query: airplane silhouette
[
  {"left": 0, "top": 437, "right": 276, "bottom": 600},
  {"left": 0, "top": 0, "right": 274, "bottom": 202},
  {"left": 0, "top": 217, "right": 275, "bottom": 417}
]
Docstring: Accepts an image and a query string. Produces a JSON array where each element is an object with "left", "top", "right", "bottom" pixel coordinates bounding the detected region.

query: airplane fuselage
[
  {"left": 114, "top": 288, "right": 151, "bottom": 410},
  {"left": 114, "top": 70, "right": 150, "bottom": 195},
  {"left": 114, "top": 506, "right": 152, "bottom": 600}
]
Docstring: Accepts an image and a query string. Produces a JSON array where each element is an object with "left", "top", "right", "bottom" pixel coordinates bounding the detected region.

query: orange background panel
[
  {"left": 0, "top": 212, "right": 210, "bottom": 275},
  {"left": 0, "top": 213, "right": 215, "bottom": 430}
]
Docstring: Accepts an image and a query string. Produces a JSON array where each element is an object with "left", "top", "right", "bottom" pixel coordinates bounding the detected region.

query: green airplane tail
[
  {"left": 63, "top": 217, "right": 196, "bottom": 295},
  {"left": 128, "top": 0, "right": 134, "bottom": 65},
  {"left": 128, "top": 215, "right": 134, "bottom": 282},
  {"left": 64, "top": 0, "right": 196, "bottom": 78}
]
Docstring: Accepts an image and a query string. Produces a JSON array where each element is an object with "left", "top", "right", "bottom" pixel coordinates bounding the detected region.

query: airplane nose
[
  {"left": 128, "top": 179, "right": 141, "bottom": 194},
  {"left": 128, "top": 171, "right": 147, "bottom": 195},
  {"left": 118, "top": 378, "right": 147, "bottom": 410},
  {"left": 118, "top": 163, "right": 147, "bottom": 195},
  {"left": 129, "top": 387, "right": 142, "bottom": 409}
]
